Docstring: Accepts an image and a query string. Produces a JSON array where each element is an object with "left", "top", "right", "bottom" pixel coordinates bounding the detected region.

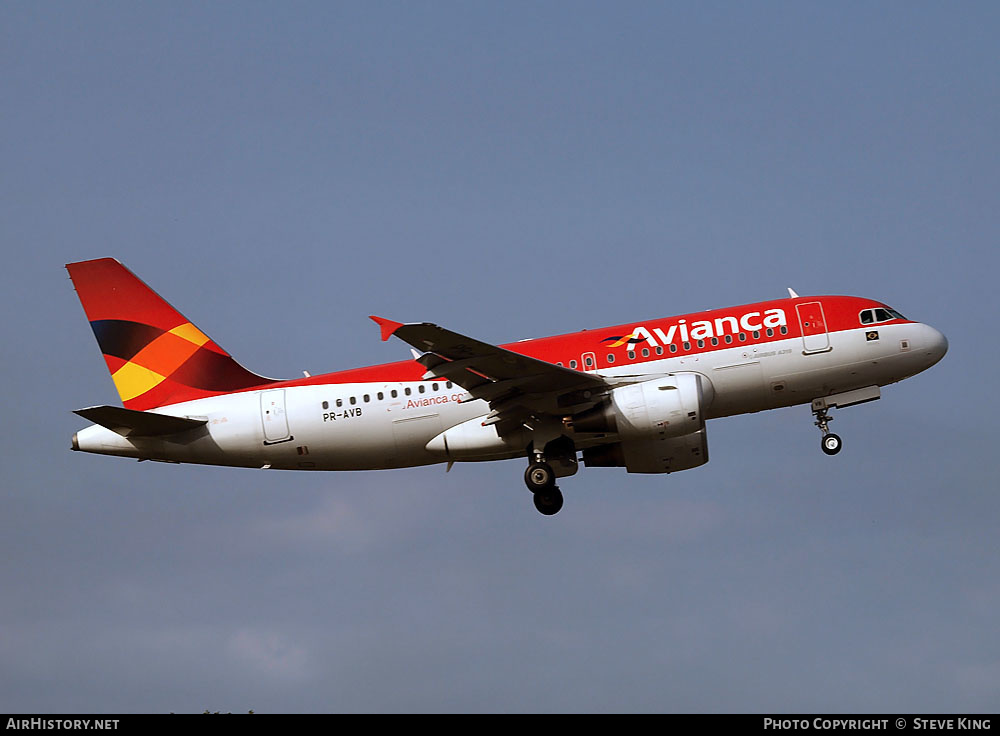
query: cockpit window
[{"left": 860, "top": 307, "right": 906, "bottom": 325}]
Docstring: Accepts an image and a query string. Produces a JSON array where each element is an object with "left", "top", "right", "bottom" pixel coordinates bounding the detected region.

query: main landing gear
[
  {"left": 524, "top": 461, "right": 564, "bottom": 516},
  {"left": 813, "top": 405, "right": 843, "bottom": 456}
]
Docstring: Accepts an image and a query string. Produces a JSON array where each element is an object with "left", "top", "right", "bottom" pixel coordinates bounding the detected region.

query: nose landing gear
[
  {"left": 809, "top": 387, "right": 882, "bottom": 457},
  {"left": 821, "top": 432, "right": 843, "bottom": 455},
  {"left": 813, "top": 405, "right": 843, "bottom": 456}
]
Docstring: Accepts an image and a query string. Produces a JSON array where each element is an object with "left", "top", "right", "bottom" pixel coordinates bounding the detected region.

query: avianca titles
[{"left": 67, "top": 258, "right": 948, "bottom": 515}]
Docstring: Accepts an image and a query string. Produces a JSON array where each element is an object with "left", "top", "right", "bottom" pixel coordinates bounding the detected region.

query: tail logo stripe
[
  {"left": 168, "top": 322, "right": 210, "bottom": 347},
  {"left": 107, "top": 322, "right": 213, "bottom": 402},
  {"left": 111, "top": 362, "right": 167, "bottom": 402},
  {"left": 67, "top": 258, "right": 273, "bottom": 410}
]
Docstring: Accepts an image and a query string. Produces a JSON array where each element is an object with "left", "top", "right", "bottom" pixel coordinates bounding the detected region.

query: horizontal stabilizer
[{"left": 74, "top": 405, "right": 207, "bottom": 437}]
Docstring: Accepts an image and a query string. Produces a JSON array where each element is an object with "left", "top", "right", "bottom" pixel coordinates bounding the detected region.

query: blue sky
[{"left": 2, "top": 2, "right": 998, "bottom": 712}]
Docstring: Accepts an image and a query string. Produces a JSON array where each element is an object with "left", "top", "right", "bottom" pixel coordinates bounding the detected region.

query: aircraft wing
[{"left": 371, "top": 316, "right": 609, "bottom": 433}]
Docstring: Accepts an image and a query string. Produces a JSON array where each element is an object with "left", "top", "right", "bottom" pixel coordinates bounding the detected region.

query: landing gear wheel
[
  {"left": 533, "top": 486, "right": 564, "bottom": 516},
  {"left": 821, "top": 433, "right": 843, "bottom": 456},
  {"left": 524, "top": 461, "right": 556, "bottom": 492},
  {"left": 812, "top": 403, "right": 842, "bottom": 456}
]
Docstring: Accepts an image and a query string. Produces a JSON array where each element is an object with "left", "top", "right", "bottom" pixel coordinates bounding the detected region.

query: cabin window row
[
  {"left": 564, "top": 355, "right": 597, "bottom": 370},
  {"left": 321, "top": 381, "right": 453, "bottom": 410},
  {"left": 555, "top": 326, "right": 789, "bottom": 366}
]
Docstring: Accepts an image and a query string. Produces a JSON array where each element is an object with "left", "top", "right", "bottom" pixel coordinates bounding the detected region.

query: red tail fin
[{"left": 67, "top": 258, "right": 275, "bottom": 410}]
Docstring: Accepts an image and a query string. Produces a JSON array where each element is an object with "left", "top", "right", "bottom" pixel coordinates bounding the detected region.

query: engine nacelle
[
  {"left": 577, "top": 373, "right": 713, "bottom": 474},
  {"left": 574, "top": 373, "right": 711, "bottom": 438}
]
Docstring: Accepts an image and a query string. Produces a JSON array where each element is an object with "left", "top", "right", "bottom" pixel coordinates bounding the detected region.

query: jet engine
[{"left": 576, "top": 372, "right": 713, "bottom": 474}]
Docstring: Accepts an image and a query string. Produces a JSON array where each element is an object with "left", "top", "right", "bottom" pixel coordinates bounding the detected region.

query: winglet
[
  {"left": 369, "top": 315, "right": 405, "bottom": 342},
  {"left": 787, "top": 287, "right": 800, "bottom": 298}
]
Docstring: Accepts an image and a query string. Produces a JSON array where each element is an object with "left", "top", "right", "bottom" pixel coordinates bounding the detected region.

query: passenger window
[
  {"left": 405, "top": 387, "right": 411, "bottom": 396},
  {"left": 350, "top": 396, "right": 356, "bottom": 405},
  {"left": 752, "top": 331, "right": 760, "bottom": 339},
  {"left": 627, "top": 351, "right": 635, "bottom": 360},
  {"left": 641, "top": 348, "right": 649, "bottom": 357},
  {"left": 739, "top": 333, "right": 746, "bottom": 342},
  {"left": 419, "top": 384, "right": 426, "bottom": 393},
  {"left": 669, "top": 344, "right": 677, "bottom": 353},
  {"left": 336, "top": 399, "right": 343, "bottom": 408},
  {"left": 607, "top": 354, "right": 615, "bottom": 363},
  {"left": 322, "top": 401, "right": 329, "bottom": 410},
  {"left": 585, "top": 356, "right": 594, "bottom": 367},
  {"left": 432, "top": 383, "right": 439, "bottom": 391},
  {"left": 446, "top": 381, "right": 453, "bottom": 389},
  {"left": 725, "top": 335, "right": 733, "bottom": 344},
  {"left": 710, "top": 337, "right": 718, "bottom": 346},
  {"left": 391, "top": 390, "right": 398, "bottom": 398},
  {"left": 363, "top": 394, "right": 370, "bottom": 402},
  {"left": 766, "top": 328, "right": 774, "bottom": 337},
  {"left": 696, "top": 340, "right": 704, "bottom": 348},
  {"left": 780, "top": 326, "right": 788, "bottom": 335},
  {"left": 570, "top": 360, "right": 577, "bottom": 369},
  {"left": 377, "top": 392, "right": 384, "bottom": 400},
  {"left": 683, "top": 341, "right": 690, "bottom": 351}
]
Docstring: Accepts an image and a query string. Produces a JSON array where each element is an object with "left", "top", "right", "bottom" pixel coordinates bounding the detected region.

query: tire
[
  {"left": 821, "top": 433, "right": 843, "bottom": 456},
  {"left": 533, "top": 487, "right": 564, "bottom": 516},
  {"left": 524, "top": 461, "right": 555, "bottom": 492}
]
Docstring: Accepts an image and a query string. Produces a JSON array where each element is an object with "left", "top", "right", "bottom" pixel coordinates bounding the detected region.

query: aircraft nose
[{"left": 921, "top": 324, "right": 948, "bottom": 366}]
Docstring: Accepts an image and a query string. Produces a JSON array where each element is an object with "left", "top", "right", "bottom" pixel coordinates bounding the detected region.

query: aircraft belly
[
  {"left": 391, "top": 413, "right": 444, "bottom": 466},
  {"left": 707, "top": 360, "right": 767, "bottom": 416}
]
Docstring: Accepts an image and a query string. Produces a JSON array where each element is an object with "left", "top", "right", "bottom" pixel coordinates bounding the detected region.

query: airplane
[{"left": 67, "top": 258, "right": 948, "bottom": 515}]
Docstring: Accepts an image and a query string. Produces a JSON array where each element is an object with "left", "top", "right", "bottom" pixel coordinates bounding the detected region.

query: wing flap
[{"left": 74, "top": 405, "right": 208, "bottom": 437}]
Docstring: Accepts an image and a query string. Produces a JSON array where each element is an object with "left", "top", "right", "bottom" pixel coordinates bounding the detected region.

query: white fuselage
[{"left": 73, "top": 321, "right": 946, "bottom": 471}]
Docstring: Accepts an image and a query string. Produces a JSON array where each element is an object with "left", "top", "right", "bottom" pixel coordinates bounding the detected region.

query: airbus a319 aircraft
[{"left": 68, "top": 258, "right": 947, "bottom": 515}]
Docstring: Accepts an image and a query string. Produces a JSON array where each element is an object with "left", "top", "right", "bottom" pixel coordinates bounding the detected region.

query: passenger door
[
  {"left": 796, "top": 302, "right": 831, "bottom": 354},
  {"left": 261, "top": 389, "right": 292, "bottom": 444}
]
